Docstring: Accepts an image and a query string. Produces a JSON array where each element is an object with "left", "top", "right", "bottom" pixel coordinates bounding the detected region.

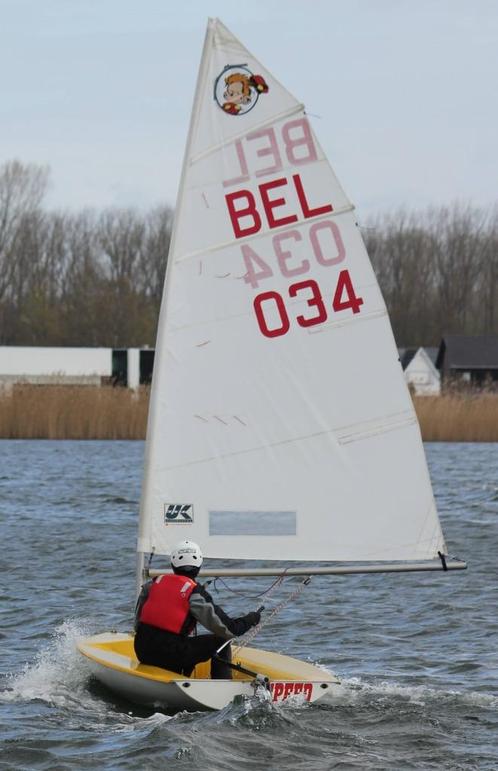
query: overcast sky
[{"left": 2, "top": 0, "right": 496, "bottom": 218}]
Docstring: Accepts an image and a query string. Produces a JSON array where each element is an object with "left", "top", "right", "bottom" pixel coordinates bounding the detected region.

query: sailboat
[{"left": 78, "top": 18, "right": 466, "bottom": 711}]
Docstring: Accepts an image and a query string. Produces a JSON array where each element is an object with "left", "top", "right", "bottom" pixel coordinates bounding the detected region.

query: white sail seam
[
  {"left": 190, "top": 104, "right": 305, "bottom": 164},
  {"left": 212, "top": 40, "right": 248, "bottom": 55},
  {"left": 183, "top": 155, "right": 336, "bottom": 196},
  {"left": 307, "top": 307, "right": 388, "bottom": 334},
  {"left": 140, "top": 535, "right": 445, "bottom": 560},
  {"left": 157, "top": 416, "right": 416, "bottom": 472},
  {"left": 336, "top": 411, "right": 417, "bottom": 445},
  {"left": 164, "top": 301, "right": 384, "bottom": 334},
  {"left": 328, "top": 537, "right": 446, "bottom": 559},
  {"left": 174, "top": 204, "right": 355, "bottom": 264}
]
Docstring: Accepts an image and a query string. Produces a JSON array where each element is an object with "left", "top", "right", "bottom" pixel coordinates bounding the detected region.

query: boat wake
[
  {"left": 321, "top": 674, "right": 498, "bottom": 710},
  {"left": 1, "top": 619, "right": 94, "bottom": 708}
]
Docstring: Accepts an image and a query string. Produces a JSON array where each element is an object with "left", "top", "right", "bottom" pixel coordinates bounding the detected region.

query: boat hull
[{"left": 78, "top": 632, "right": 339, "bottom": 711}]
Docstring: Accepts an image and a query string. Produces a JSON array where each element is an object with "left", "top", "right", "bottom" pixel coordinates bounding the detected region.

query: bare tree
[
  {"left": 365, "top": 209, "right": 437, "bottom": 344},
  {"left": 140, "top": 205, "right": 173, "bottom": 306},
  {"left": 365, "top": 203, "right": 497, "bottom": 345},
  {"left": 428, "top": 204, "right": 487, "bottom": 336},
  {"left": 0, "top": 160, "right": 49, "bottom": 301},
  {"left": 474, "top": 206, "right": 498, "bottom": 335}
]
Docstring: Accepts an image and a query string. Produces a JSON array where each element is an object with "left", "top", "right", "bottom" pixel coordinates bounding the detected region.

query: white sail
[{"left": 138, "top": 18, "right": 447, "bottom": 564}]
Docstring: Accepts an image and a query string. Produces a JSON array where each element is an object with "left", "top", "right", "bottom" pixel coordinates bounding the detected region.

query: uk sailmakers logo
[
  {"left": 214, "top": 64, "right": 269, "bottom": 116},
  {"left": 164, "top": 504, "right": 194, "bottom": 524}
]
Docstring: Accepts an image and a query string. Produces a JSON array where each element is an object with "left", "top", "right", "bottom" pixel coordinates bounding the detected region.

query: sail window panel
[
  {"left": 142, "top": 423, "right": 443, "bottom": 562},
  {"left": 209, "top": 510, "right": 297, "bottom": 536}
]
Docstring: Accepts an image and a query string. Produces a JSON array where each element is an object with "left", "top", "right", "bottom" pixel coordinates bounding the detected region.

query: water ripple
[{"left": 1, "top": 440, "right": 497, "bottom": 769}]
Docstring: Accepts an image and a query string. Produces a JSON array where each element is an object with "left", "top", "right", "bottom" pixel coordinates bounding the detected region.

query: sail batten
[
  {"left": 190, "top": 104, "right": 306, "bottom": 164},
  {"left": 138, "top": 19, "right": 450, "bottom": 566},
  {"left": 174, "top": 204, "right": 357, "bottom": 264}
]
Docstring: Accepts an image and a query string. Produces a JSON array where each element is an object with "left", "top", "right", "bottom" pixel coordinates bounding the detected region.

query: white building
[
  {"left": 0, "top": 346, "right": 155, "bottom": 389},
  {"left": 401, "top": 347, "right": 441, "bottom": 396}
]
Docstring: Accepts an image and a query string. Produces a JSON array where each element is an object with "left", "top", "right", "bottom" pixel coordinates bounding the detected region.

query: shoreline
[{"left": 0, "top": 385, "right": 497, "bottom": 442}]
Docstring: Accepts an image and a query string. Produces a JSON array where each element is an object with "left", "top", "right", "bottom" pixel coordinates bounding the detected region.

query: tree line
[
  {"left": 364, "top": 205, "right": 498, "bottom": 345},
  {"left": 0, "top": 160, "right": 172, "bottom": 347},
  {"left": 1, "top": 160, "right": 496, "bottom": 347}
]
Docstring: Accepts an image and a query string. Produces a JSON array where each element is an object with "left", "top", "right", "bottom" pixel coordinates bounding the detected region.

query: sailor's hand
[{"left": 244, "top": 610, "right": 261, "bottom": 627}]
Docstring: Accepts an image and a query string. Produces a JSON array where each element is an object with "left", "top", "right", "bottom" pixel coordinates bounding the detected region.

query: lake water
[{"left": 1, "top": 440, "right": 497, "bottom": 770}]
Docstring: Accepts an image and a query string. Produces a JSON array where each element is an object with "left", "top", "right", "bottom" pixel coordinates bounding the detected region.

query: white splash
[
  {"left": 2, "top": 619, "right": 93, "bottom": 707},
  {"left": 1, "top": 621, "right": 178, "bottom": 732}
]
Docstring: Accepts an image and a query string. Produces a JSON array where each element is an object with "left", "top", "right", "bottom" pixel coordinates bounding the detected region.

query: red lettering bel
[
  {"left": 259, "top": 178, "right": 298, "bottom": 229},
  {"left": 293, "top": 174, "right": 333, "bottom": 219},
  {"left": 225, "top": 189, "right": 262, "bottom": 239}
]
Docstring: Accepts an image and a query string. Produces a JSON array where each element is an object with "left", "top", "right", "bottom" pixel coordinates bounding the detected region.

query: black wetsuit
[{"left": 134, "top": 582, "right": 258, "bottom": 679}]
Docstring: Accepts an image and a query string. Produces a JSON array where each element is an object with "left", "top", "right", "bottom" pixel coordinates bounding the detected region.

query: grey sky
[{"left": 2, "top": 0, "right": 496, "bottom": 217}]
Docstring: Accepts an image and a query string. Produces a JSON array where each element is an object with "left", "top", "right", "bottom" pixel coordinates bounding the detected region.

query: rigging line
[
  {"left": 234, "top": 575, "right": 312, "bottom": 654},
  {"left": 212, "top": 573, "right": 287, "bottom": 600}
]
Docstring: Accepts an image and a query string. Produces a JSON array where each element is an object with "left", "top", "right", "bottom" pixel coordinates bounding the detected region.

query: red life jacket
[{"left": 139, "top": 573, "right": 197, "bottom": 634}]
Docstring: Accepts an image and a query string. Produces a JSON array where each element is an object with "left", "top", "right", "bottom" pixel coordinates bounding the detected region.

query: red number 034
[{"left": 253, "top": 270, "right": 363, "bottom": 338}]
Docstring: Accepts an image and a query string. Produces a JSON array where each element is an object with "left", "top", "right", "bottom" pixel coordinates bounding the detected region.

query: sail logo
[
  {"left": 214, "top": 65, "right": 268, "bottom": 116},
  {"left": 164, "top": 504, "right": 194, "bottom": 524}
]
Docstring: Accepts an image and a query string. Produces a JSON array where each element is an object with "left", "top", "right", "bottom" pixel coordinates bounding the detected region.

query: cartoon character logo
[{"left": 214, "top": 65, "right": 269, "bottom": 116}]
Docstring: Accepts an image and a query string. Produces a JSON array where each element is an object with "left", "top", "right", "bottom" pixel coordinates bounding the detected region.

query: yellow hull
[{"left": 77, "top": 632, "right": 340, "bottom": 711}]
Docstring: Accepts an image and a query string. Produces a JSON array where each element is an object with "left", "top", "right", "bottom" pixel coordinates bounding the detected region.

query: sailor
[{"left": 134, "top": 540, "right": 261, "bottom": 679}]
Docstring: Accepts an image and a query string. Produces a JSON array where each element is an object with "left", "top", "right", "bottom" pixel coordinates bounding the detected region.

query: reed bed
[
  {"left": 413, "top": 393, "right": 498, "bottom": 442},
  {"left": 0, "top": 385, "right": 149, "bottom": 440},
  {"left": 0, "top": 386, "right": 498, "bottom": 441}
]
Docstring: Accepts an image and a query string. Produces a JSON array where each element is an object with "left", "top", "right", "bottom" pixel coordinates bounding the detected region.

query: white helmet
[{"left": 170, "top": 540, "right": 203, "bottom": 570}]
